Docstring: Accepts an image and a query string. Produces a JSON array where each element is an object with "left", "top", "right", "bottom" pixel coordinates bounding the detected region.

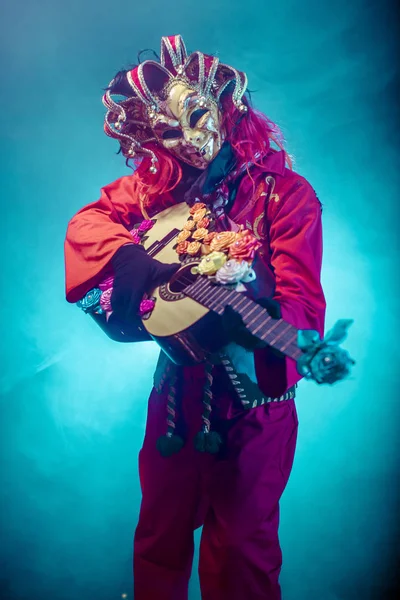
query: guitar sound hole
[{"left": 169, "top": 265, "right": 198, "bottom": 293}]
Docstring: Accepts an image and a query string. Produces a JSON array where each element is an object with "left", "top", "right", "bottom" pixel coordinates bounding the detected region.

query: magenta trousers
[{"left": 133, "top": 370, "right": 298, "bottom": 600}]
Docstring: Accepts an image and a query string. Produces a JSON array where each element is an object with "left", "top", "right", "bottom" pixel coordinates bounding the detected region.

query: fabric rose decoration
[
  {"left": 195, "top": 251, "right": 227, "bottom": 275},
  {"left": 139, "top": 297, "right": 156, "bottom": 318},
  {"left": 187, "top": 241, "right": 202, "bottom": 256},
  {"left": 137, "top": 219, "right": 154, "bottom": 233},
  {"left": 192, "top": 208, "right": 208, "bottom": 222},
  {"left": 210, "top": 231, "right": 238, "bottom": 252},
  {"left": 196, "top": 217, "right": 210, "bottom": 229},
  {"left": 176, "top": 230, "right": 191, "bottom": 243},
  {"left": 204, "top": 231, "right": 217, "bottom": 245},
  {"left": 215, "top": 259, "right": 256, "bottom": 285},
  {"left": 176, "top": 241, "right": 189, "bottom": 255},
  {"left": 128, "top": 218, "right": 154, "bottom": 244},
  {"left": 99, "top": 287, "right": 113, "bottom": 311},
  {"left": 190, "top": 202, "right": 206, "bottom": 214},
  {"left": 183, "top": 220, "right": 196, "bottom": 231},
  {"left": 76, "top": 288, "right": 103, "bottom": 313},
  {"left": 228, "top": 232, "right": 262, "bottom": 261},
  {"left": 128, "top": 230, "right": 142, "bottom": 244},
  {"left": 298, "top": 346, "right": 352, "bottom": 385},
  {"left": 99, "top": 276, "right": 114, "bottom": 291},
  {"left": 192, "top": 227, "right": 209, "bottom": 241}
]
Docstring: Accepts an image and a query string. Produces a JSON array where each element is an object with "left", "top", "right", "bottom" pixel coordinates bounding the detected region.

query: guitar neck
[{"left": 184, "top": 277, "right": 302, "bottom": 361}]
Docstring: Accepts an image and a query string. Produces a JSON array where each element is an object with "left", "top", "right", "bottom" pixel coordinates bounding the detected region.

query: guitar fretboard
[{"left": 183, "top": 276, "right": 303, "bottom": 361}]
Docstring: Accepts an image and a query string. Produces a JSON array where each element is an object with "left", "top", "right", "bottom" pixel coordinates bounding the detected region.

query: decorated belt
[{"left": 218, "top": 353, "right": 296, "bottom": 410}]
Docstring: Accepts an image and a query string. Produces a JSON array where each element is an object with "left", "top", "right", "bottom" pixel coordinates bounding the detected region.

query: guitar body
[{"left": 139, "top": 202, "right": 231, "bottom": 364}]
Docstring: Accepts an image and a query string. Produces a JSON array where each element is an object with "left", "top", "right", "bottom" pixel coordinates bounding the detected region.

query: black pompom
[
  {"left": 206, "top": 431, "right": 223, "bottom": 453},
  {"left": 156, "top": 434, "right": 184, "bottom": 457},
  {"left": 194, "top": 431, "right": 223, "bottom": 454},
  {"left": 194, "top": 431, "right": 206, "bottom": 452}
]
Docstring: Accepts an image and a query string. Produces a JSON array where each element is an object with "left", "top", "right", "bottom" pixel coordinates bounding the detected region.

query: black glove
[
  {"left": 183, "top": 141, "right": 237, "bottom": 203},
  {"left": 110, "top": 244, "right": 180, "bottom": 323},
  {"left": 222, "top": 297, "right": 282, "bottom": 351}
]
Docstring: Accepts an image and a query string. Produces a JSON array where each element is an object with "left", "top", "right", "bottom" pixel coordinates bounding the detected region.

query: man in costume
[{"left": 64, "top": 35, "right": 326, "bottom": 600}]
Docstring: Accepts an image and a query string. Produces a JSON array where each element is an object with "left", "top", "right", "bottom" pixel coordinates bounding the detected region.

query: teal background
[{"left": 1, "top": 0, "right": 399, "bottom": 598}]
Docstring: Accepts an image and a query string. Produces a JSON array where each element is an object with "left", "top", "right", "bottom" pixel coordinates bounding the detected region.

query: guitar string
[
  {"left": 172, "top": 273, "right": 301, "bottom": 358},
  {"left": 179, "top": 274, "right": 299, "bottom": 352}
]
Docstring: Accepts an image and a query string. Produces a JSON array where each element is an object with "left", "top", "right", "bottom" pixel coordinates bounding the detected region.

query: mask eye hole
[
  {"left": 162, "top": 130, "right": 183, "bottom": 140},
  {"left": 189, "top": 108, "right": 209, "bottom": 128}
]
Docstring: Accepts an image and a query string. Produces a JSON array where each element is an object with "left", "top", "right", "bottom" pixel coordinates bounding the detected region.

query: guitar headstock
[{"left": 296, "top": 319, "right": 355, "bottom": 384}]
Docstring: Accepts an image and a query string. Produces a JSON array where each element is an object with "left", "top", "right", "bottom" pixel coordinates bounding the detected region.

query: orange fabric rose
[
  {"left": 176, "top": 230, "right": 191, "bottom": 243},
  {"left": 187, "top": 241, "right": 202, "bottom": 256},
  {"left": 196, "top": 217, "right": 210, "bottom": 229},
  {"left": 204, "top": 231, "right": 217, "bottom": 245},
  {"left": 192, "top": 227, "right": 209, "bottom": 240},
  {"left": 183, "top": 220, "right": 196, "bottom": 231},
  {"left": 210, "top": 231, "right": 238, "bottom": 252},
  {"left": 228, "top": 233, "right": 262, "bottom": 261},
  {"left": 176, "top": 241, "right": 189, "bottom": 255},
  {"left": 190, "top": 202, "right": 206, "bottom": 214},
  {"left": 192, "top": 208, "right": 207, "bottom": 222}
]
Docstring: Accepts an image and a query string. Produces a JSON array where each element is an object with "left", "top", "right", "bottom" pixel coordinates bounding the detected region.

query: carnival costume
[{"left": 64, "top": 35, "right": 326, "bottom": 600}]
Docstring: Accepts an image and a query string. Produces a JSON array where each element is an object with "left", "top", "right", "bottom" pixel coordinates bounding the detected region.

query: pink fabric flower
[
  {"left": 99, "top": 276, "right": 115, "bottom": 291},
  {"left": 128, "top": 230, "right": 142, "bottom": 244},
  {"left": 100, "top": 287, "right": 113, "bottom": 311},
  {"left": 139, "top": 298, "right": 156, "bottom": 316},
  {"left": 138, "top": 219, "right": 154, "bottom": 233}
]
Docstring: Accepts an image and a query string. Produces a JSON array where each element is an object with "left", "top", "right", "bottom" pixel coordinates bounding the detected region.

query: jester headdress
[{"left": 102, "top": 35, "right": 248, "bottom": 170}]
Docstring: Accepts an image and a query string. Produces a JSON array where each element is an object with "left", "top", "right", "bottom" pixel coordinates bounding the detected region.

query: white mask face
[{"left": 150, "top": 81, "right": 224, "bottom": 169}]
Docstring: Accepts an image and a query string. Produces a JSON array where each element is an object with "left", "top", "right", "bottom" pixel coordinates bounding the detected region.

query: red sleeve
[
  {"left": 254, "top": 178, "right": 326, "bottom": 397},
  {"left": 64, "top": 174, "right": 143, "bottom": 303}
]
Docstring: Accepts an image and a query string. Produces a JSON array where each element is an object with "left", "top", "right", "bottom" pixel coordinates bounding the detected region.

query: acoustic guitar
[{"left": 80, "top": 201, "right": 354, "bottom": 385}]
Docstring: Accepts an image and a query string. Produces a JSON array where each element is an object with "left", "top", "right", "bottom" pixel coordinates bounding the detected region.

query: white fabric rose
[{"left": 215, "top": 259, "right": 256, "bottom": 285}]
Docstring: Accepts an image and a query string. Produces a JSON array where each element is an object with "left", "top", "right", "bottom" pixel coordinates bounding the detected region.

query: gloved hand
[
  {"left": 183, "top": 141, "right": 237, "bottom": 203},
  {"left": 222, "top": 297, "right": 282, "bottom": 351},
  {"left": 110, "top": 244, "right": 180, "bottom": 323}
]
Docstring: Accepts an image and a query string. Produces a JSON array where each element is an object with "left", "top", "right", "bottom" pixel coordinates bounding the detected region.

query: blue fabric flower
[
  {"left": 76, "top": 288, "right": 104, "bottom": 314},
  {"left": 297, "top": 320, "right": 354, "bottom": 384}
]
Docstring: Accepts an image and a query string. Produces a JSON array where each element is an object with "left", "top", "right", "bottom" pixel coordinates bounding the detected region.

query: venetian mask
[{"left": 149, "top": 81, "right": 224, "bottom": 170}]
